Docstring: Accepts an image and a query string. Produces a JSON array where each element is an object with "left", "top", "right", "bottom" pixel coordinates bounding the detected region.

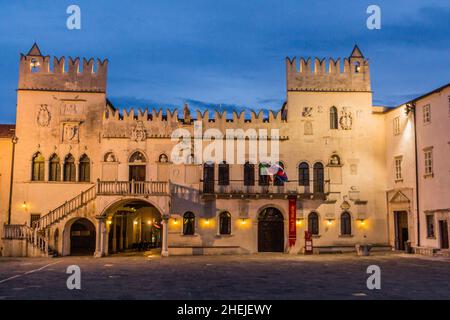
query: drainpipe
[
  {"left": 410, "top": 102, "right": 420, "bottom": 247},
  {"left": 7, "top": 135, "right": 18, "bottom": 225}
]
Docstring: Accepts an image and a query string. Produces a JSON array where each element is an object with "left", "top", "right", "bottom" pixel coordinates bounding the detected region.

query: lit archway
[{"left": 103, "top": 199, "right": 163, "bottom": 254}]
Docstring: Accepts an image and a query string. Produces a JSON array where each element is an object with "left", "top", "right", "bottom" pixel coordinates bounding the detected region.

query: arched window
[
  {"left": 298, "top": 162, "right": 309, "bottom": 186},
  {"left": 31, "top": 152, "right": 45, "bottom": 181},
  {"left": 159, "top": 154, "right": 168, "bottom": 163},
  {"left": 129, "top": 151, "right": 146, "bottom": 163},
  {"left": 308, "top": 212, "right": 319, "bottom": 235},
  {"left": 341, "top": 212, "right": 352, "bottom": 235},
  {"left": 183, "top": 212, "right": 195, "bottom": 235},
  {"left": 218, "top": 161, "right": 230, "bottom": 186},
  {"left": 354, "top": 61, "right": 361, "bottom": 73},
  {"left": 104, "top": 152, "right": 116, "bottom": 162},
  {"left": 258, "top": 163, "right": 269, "bottom": 186},
  {"left": 244, "top": 162, "right": 255, "bottom": 186},
  {"left": 330, "top": 106, "right": 338, "bottom": 129},
  {"left": 48, "top": 154, "right": 61, "bottom": 181},
  {"left": 79, "top": 154, "right": 90, "bottom": 182},
  {"left": 219, "top": 212, "right": 231, "bottom": 235},
  {"left": 313, "top": 162, "right": 324, "bottom": 193},
  {"left": 273, "top": 162, "right": 285, "bottom": 186},
  {"left": 63, "top": 154, "right": 76, "bottom": 182}
]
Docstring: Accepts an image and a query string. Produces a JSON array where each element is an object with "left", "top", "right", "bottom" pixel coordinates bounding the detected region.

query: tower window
[{"left": 330, "top": 106, "right": 338, "bottom": 129}]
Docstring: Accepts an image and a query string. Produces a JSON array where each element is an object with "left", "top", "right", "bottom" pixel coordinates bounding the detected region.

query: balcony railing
[
  {"left": 201, "top": 180, "right": 330, "bottom": 197},
  {"left": 97, "top": 180, "right": 169, "bottom": 196}
]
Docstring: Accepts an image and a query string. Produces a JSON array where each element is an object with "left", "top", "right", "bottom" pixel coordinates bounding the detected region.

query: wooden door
[
  {"left": 439, "top": 220, "right": 449, "bottom": 249},
  {"left": 258, "top": 208, "right": 284, "bottom": 252},
  {"left": 129, "top": 165, "right": 146, "bottom": 181},
  {"left": 394, "top": 211, "right": 409, "bottom": 250}
]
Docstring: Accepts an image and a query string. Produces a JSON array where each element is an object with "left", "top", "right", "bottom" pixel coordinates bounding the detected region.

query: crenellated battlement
[
  {"left": 102, "top": 106, "right": 286, "bottom": 139},
  {"left": 18, "top": 43, "right": 107, "bottom": 93},
  {"left": 286, "top": 45, "right": 371, "bottom": 92}
]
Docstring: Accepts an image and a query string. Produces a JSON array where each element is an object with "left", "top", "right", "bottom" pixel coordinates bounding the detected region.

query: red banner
[{"left": 288, "top": 198, "right": 296, "bottom": 247}]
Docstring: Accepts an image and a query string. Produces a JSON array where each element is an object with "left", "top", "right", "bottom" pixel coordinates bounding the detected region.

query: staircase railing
[
  {"left": 3, "top": 224, "right": 48, "bottom": 254},
  {"left": 34, "top": 184, "right": 97, "bottom": 231}
]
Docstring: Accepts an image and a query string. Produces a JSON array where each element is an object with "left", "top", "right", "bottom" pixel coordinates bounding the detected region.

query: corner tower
[{"left": 18, "top": 43, "right": 108, "bottom": 92}]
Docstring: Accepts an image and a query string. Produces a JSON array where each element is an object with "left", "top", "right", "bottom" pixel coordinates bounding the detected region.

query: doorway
[
  {"left": 129, "top": 165, "right": 146, "bottom": 181},
  {"left": 70, "top": 218, "right": 96, "bottom": 256},
  {"left": 439, "top": 220, "right": 449, "bottom": 249},
  {"left": 394, "top": 211, "right": 409, "bottom": 250},
  {"left": 258, "top": 207, "right": 284, "bottom": 252}
]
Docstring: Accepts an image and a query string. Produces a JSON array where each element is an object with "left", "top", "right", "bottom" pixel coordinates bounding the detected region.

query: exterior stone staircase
[
  {"left": 3, "top": 185, "right": 97, "bottom": 257},
  {"left": 2, "top": 181, "right": 170, "bottom": 257}
]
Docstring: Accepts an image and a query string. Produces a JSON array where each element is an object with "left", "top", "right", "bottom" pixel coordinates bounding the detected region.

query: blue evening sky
[{"left": 0, "top": 0, "right": 449, "bottom": 122}]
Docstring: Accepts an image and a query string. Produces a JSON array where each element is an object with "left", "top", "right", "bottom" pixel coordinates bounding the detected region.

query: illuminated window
[{"left": 31, "top": 152, "right": 45, "bottom": 181}]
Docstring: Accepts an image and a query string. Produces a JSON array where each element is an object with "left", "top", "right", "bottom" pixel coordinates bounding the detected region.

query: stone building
[{"left": 0, "top": 44, "right": 448, "bottom": 257}]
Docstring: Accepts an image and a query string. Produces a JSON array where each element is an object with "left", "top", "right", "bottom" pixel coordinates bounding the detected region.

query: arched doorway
[
  {"left": 106, "top": 200, "right": 162, "bottom": 254},
  {"left": 258, "top": 207, "right": 284, "bottom": 252},
  {"left": 70, "top": 218, "right": 96, "bottom": 256}
]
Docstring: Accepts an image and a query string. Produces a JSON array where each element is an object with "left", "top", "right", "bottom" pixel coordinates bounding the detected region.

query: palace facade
[{"left": 0, "top": 44, "right": 448, "bottom": 257}]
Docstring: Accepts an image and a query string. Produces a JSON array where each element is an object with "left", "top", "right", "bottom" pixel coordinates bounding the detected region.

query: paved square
[{"left": 0, "top": 252, "right": 449, "bottom": 299}]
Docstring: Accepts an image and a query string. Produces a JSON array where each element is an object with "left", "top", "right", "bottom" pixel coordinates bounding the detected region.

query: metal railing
[{"left": 201, "top": 180, "right": 330, "bottom": 195}]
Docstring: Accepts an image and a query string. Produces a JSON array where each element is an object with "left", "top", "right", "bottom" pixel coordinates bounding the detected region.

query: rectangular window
[
  {"left": 395, "top": 157, "right": 403, "bottom": 181},
  {"left": 30, "top": 214, "right": 41, "bottom": 227},
  {"left": 423, "top": 104, "right": 431, "bottom": 124},
  {"left": 426, "top": 215, "right": 435, "bottom": 238},
  {"left": 424, "top": 148, "right": 433, "bottom": 176},
  {"left": 393, "top": 116, "right": 400, "bottom": 135}
]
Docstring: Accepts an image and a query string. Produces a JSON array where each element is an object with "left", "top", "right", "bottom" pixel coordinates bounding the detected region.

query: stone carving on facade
[
  {"left": 62, "top": 123, "right": 79, "bottom": 143},
  {"left": 329, "top": 154, "right": 341, "bottom": 166},
  {"left": 159, "top": 154, "right": 168, "bottom": 163},
  {"left": 339, "top": 110, "right": 353, "bottom": 130},
  {"left": 130, "top": 121, "right": 146, "bottom": 141},
  {"left": 302, "top": 107, "right": 313, "bottom": 117},
  {"left": 104, "top": 152, "right": 116, "bottom": 162},
  {"left": 37, "top": 105, "right": 51, "bottom": 127}
]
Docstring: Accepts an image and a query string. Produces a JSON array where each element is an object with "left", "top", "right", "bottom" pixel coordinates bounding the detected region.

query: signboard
[
  {"left": 304, "top": 231, "right": 313, "bottom": 254},
  {"left": 288, "top": 198, "right": 297, "bottom": 247}
]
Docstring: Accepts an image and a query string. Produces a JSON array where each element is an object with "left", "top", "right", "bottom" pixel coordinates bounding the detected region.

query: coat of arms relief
[
  {"left": 37, "top": 105, "right": 51, "bottom": 127},
  {"left": 62, "top": 123, "right": 80, "bottom": 143},
  {"left": 130, "top": 121, "right": 147, "bottom": 141},
  {"left": 339, "top": 109, "right": 353, "bottom": 130}
]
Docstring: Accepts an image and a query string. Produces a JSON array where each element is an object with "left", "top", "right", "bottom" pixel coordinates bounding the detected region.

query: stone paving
[{"left": 0, "top": 252, "right": 449, "bottom": 300}]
